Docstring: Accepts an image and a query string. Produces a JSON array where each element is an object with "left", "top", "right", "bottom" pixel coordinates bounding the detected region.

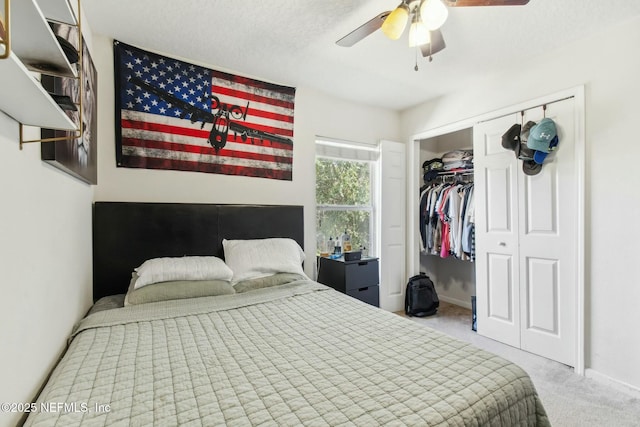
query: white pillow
[
  {"left": 222, "top": 238, "right": 307, "bottom": 284},
  {"left": 133, "top": 256, "right": 233, "bottom": 289}
]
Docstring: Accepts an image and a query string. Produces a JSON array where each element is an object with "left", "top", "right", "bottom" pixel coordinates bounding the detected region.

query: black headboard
[{"left": 93, "top": 202, "right": 304, "bottom": 302}]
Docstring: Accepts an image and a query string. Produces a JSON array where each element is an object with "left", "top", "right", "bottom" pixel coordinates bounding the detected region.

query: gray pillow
[
  {"left": 125, "top": 273, "right": 235, "bottom": 305},
  {"left": 233, "top": 273, "right": 307, "bottom": 293},
  {"left": 87, "top": 294, "right": 125, "bottom": 315}
]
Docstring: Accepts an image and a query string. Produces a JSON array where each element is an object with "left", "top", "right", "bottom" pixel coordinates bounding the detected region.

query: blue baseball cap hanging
[{"left": 527, "top": 118, "right": 559, "bottom": 164}]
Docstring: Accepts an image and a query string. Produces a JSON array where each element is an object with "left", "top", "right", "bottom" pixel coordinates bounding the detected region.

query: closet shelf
[
  {"left": 431, "top": 169, "right": 474, "bottom": 183},
  {"left": 436, "top": 169, "right": 474, "bottom": 176}
]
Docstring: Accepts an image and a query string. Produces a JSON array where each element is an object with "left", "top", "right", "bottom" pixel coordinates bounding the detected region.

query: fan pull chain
[{"left": 415, "top": 45, "right": 419, "bottom": 71}]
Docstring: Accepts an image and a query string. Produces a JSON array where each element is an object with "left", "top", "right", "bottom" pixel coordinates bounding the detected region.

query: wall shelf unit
[{"left": 0, "top": 0, "right": 78, "bottom": 131}]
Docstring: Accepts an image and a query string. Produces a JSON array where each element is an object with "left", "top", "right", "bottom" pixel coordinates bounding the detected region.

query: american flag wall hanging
[{"left": 114, "top": 41, "right": 295, "bottom": 180}]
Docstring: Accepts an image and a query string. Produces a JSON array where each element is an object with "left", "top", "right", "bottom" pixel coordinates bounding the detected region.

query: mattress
[{"left": 25, "top": 280, "right": 549, "bottom": 426}]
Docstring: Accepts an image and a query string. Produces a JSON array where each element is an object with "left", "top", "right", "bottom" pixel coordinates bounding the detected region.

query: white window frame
[{"left": 315, "top": 138, "right": 379, "bottom": 256}]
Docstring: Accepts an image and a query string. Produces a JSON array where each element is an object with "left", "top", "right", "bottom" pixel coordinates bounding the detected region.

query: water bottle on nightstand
[
  {"left": 342, "top": 230, "right": 352, "bottom": 252},
  {"left": 327, "top": 237, "right": 335, "bottom": 255}
]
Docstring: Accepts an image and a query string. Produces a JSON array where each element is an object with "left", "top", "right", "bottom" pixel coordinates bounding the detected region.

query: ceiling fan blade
[
  {"left": 421, "top": 29, "right": 446, "bottom": 57},
  {"left": 445, "top": 0, "right": 529, "bottom": 6},
  {"left": 336, "top": 11, "right": 390, "bottom": 47}
]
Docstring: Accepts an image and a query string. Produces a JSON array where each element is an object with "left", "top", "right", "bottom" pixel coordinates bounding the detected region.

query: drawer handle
[
  {"left": 358, "top": 261, "right": 368, "bottom": 266},
  {"left": 358, "top": 287, "right": 369, "bottom": 292}
]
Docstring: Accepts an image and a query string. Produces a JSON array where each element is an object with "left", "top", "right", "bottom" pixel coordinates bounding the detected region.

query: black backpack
[{"left": 405, "top": 273, "right": 439, "bottom": 317}]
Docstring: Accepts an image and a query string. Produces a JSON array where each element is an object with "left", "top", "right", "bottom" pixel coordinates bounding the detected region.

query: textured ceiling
[{"left": 81, "top": 0, "right": 640, "bottom": 111}]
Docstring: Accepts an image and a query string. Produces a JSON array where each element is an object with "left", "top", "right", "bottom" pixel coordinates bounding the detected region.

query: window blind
[{"left": 315, "top": 138, "right": 379, "bottom": 161}]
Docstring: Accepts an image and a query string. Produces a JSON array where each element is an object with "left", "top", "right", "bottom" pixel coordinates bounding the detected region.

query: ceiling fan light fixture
[
  {"left": 420, "top": 0, "right": 449, "bottom": 30},
  {"left": 381, "top": 1, "right": 410, "bottom": 40},
  {"left": 408, "top": 16, "right": 431, "bottom": 47}
]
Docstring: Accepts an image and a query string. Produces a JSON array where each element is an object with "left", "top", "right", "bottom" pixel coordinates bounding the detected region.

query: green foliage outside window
[{"left": 316, "top": 158, "right": 372, "bottom": 254}]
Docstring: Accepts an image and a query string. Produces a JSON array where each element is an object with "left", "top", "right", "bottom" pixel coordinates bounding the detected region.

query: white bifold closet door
[{"left": 474, "top": 98, "right": 577, "bottom": 366}]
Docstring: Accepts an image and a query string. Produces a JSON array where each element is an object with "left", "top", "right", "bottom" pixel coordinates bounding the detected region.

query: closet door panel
[
  {"left": 519, "top": 98, "right": 577, "bottom": 367},
  {"left": 486, "top": 166, "right": 514, "bottom": 233},
  {"left": 474, "top": 115, "right": 521, "bottom": 348},
  {"left": 486, "top": 253, "right": 516, "bottom": 322},
  {"left": 524, "top": 257, "right": 559, "bottom": 334},
  {"left": 480, "top": 126, "right": 509, "bottom": 157},
  {"left": 524, "top": 164, "right": 558, "bottom": 234}
]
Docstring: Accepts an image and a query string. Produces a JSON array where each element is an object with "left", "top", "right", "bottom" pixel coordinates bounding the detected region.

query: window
[{"left": 315, "top": 139, "right": 378, "bottom": 256}]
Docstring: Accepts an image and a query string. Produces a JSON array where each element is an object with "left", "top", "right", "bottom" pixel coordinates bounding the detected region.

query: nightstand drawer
[
  {"left": 344, "top": 259, "right": 379, "bottom": 290},
  {"left": 347, "top": 285, "right": 379, "bottom": 307}
]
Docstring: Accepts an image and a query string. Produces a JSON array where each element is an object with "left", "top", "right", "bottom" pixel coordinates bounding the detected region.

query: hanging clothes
[{"left": 419, "top": 179, "right": 475, "bottom": 261}]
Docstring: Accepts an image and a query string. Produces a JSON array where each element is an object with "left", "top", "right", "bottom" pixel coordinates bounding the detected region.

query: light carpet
[{"left": 397, "top": 302, "right": 640, "bottom": 427}]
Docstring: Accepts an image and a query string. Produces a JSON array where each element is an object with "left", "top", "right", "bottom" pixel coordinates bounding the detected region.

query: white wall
[
  {"left": 91, "top": 34, "right": 400, "bottom": 279},
  {"left": 401, "top": 16, "right": 640, "bottom": 391},
  {"left": 0, "top": 7, "right": 95, "bottom": 427},
  {"left": 0, "top": 116, "right": 94, "bottom": 427}
]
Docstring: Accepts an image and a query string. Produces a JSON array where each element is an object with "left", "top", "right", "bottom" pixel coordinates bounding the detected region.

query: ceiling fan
[{"left": 336, "top": 0, "right": 529, "bottom": 67}]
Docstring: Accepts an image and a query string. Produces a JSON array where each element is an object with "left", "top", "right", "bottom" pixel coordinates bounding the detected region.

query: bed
[{"left": 24, "top": 202, "right": 549, "bottom": 426}]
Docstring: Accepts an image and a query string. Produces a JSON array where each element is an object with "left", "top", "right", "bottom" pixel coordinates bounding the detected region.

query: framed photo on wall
[{"left": 41, "top": 23, "right": 98, "bottom": 185}]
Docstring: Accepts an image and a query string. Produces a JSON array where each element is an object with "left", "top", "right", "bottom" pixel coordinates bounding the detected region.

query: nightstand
[{"left": 317, "top": 257, "right": 379, "bottom": 307}]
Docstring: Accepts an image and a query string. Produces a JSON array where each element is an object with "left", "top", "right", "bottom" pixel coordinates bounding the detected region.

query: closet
[
  {"left": 418, "top": 129, "right": 476, "bottom": 310},
  {"left": 415, "top": 94, "right": 582, "bottom": 368}
]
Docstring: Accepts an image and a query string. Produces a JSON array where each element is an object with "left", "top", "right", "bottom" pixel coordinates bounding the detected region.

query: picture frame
[{"left": 41, "top": 23, "right": 98, "bottom": 185}]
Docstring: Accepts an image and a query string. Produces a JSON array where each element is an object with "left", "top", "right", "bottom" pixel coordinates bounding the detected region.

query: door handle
[{"left": 499, "top": 242, "right": 506, "bottom": 247}]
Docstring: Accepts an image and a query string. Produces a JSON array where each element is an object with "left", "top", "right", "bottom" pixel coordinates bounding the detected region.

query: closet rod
[{"left": 476, "top": 95, "right": 574, "bottom": 124}]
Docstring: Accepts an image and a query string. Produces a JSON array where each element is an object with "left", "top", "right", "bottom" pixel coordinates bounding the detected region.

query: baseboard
[
  {"left": 585, "top": 368, "right": 640, "bottom": 398},
  {"left": 438, "top": 295, "right": 473, "bottom": 310}
]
